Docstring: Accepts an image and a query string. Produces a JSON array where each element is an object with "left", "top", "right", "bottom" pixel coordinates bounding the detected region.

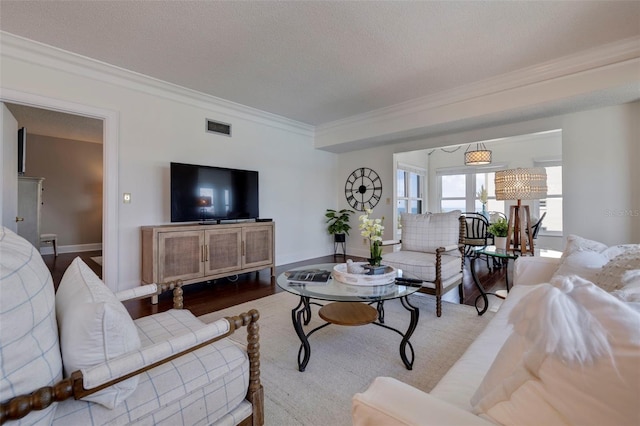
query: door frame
[{"left": 1, "top": 89, "right": 119, "bottom": 290}]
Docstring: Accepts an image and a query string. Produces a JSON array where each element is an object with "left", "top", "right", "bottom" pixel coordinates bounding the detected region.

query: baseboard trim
[{"left": 40, "top": 243, "right": 102, "bottom": 255}]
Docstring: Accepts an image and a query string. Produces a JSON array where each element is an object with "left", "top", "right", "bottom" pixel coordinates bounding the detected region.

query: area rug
[{"left": 199, "top": 291, "right": 494, "bottom": 426}]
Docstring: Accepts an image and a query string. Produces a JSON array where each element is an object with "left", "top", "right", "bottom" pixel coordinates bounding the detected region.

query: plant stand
[{"left": 333, "top": 233, "right": 346, "bottom": 258}]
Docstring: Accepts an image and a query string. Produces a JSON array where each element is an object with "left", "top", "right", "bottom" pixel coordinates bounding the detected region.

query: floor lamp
[{"left": 494, "top": 168, "right": 547, "bottom": 255}]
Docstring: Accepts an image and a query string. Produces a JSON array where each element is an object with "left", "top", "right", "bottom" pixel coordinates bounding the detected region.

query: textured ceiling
[{"left": 2, "top": 0, "right": 639, "bottom": 130}]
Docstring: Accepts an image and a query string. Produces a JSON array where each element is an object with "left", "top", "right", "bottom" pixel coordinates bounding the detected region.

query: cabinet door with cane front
[
  {"left": 242, "top": 225, "right": 273, "bottom": 269},
  {"left": 158, "top": 230, "right": 205, "bottom": 282},
  {"left": 204, "top": 228, "right": 242, "bottom": 275}
]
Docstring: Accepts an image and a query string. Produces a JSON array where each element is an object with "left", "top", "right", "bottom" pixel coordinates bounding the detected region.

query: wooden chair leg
[
  {"left": 458, "top": 283, "right": 464, "bottom": 303},
  {"left": 436, "top": 296, "right": 442, "bottom": 317}
]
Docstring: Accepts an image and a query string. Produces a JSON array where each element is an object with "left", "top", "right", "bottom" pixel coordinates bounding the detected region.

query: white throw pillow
[
  {"left": 0, "top": 227, "right": 63, "bottom": 425},
  {"left": 594, "top": 247, "right": 640, "bottom": 292},
  {"left": 561, "top": 234, "right": 608, "bottom": 258},
  {"left": 472, "top": 276, "right": 640, "bottom": 426},
  {"left": 56, "top": 257, "right": 141, "bottom": 408},
  {"left": 552, "top": 250, "right": 609, "bottom": 283}
]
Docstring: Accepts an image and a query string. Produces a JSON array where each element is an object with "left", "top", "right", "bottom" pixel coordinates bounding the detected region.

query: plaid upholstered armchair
[
  {"left": 382, "top": 211, "right": 465, "bottom": 317},
  {"left": 0, "top": 227, "right": 263, "bottom": 426}
]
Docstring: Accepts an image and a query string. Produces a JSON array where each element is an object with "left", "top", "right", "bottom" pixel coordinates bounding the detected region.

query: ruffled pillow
[{"left": 471, "top": 275, "right": 640, "bottom": 426}]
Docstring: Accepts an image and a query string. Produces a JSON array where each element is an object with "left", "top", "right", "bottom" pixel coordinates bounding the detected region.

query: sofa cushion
[
  {"left": 0, "top": 227, "right": 63, "bottom": 425},
  {"left": 471, "top": 276, "right": 640, "bottom": 426},
  {"left": 400, "top": 211, "right": 461, "bottom": 253},
  {"left": 56, "top": 257, "right": 141, "bottom": 408}
]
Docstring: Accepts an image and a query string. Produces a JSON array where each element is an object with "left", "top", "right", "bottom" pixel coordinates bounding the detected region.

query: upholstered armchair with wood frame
[
  {"left": 382, "top": 211, "right": 465, "bottom": 317},
  {"left": 0, "top": 227, "right": 263, "bottom": 426}
]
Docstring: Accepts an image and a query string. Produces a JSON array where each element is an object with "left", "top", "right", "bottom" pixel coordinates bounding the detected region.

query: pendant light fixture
[{"left": 464, "top": 143, "right": 492, "bottom": 165}]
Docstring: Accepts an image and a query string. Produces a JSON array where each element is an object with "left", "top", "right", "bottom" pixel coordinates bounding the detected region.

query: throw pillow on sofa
[
  {"left": 56, "top": 257, "right": 141, "bottom": 409},
  {"left": 553, "top": 235, "right": 640, "bottom": 289},
  {"left": 471, "top": 275, "right": 640, "bottom": 426},
  {"left": 594, "top": 246, "right": 640, "bottom": 292}
]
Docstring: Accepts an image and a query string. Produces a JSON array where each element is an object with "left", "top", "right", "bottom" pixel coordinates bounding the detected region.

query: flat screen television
[
  {"left": 18, "top": 127, "right": 26, "bottom": 175},
  {"left": 170, "top": 162, "right": 259, "bottom": 223}
]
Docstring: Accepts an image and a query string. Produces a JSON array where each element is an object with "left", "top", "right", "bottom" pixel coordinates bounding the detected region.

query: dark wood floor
[{"left": 43, "top": 252, "right": 509, "bottom": 320}]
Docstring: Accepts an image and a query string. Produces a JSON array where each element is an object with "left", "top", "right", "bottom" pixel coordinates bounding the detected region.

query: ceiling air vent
[{"left": 206, "top": 119, "right": 231, "bottom": 136}]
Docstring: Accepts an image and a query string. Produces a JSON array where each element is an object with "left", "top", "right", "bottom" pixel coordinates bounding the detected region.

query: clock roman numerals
[{"left": 344, "top": 167, "right": 383, "bottom": 211}]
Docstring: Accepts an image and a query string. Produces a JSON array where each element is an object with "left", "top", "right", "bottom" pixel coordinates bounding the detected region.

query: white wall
[
  {"left": 337, "top": 145, "right": 397, "bottom": 258},
  {"left": 1, "top": 37, "right": 337, "bottom": 291},
  {"left": 562, "top": 102, "right": 640, "bottom": 245},
  {"left": 26, "top": 134, "right": 103, "bottom": 248}
]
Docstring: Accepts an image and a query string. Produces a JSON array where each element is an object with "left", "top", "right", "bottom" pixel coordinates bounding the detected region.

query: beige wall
[{"left": 24, "top": 134, "right": 103, "bottom": 247}]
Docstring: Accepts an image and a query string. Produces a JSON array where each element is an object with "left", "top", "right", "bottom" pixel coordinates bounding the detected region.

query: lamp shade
[
  {"left": 464, "top": 143, "right": 492, "bottom": 165},
  {"left": 494, "top": 167, "right": 547, "bottom": 200},
  {"left": 465, "top": 149, "right": 492, "bottom": 165}
]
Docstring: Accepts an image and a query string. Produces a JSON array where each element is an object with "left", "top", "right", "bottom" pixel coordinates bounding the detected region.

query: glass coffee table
[{"left": 277, "top": 263, "right": 421, "bottom": 372}]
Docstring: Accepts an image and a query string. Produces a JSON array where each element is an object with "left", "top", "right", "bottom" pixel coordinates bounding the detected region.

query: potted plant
[
  {"left": 325, "top": 208, "right": 354, "bottom": 242},
  {"left": 488, "top": 218, "right": 509, "bottom": 250}
]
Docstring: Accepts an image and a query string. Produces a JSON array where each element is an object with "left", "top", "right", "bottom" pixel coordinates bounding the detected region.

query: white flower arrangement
[
  {"left": 359, "top": 208, "right": 385, "bottom": 265},
  {"left": 477, "top": 184, "right": 488, "bottom": 205}
]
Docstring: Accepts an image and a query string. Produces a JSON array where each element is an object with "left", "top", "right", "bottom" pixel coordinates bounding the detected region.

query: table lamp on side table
[{"left": 494, "top": 168, "right": 547, "bottom": 255}]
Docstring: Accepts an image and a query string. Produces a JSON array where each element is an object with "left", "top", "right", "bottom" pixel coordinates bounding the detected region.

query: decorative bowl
[{"left": 333, "top": 262, "right": 396, "bottom": 286}]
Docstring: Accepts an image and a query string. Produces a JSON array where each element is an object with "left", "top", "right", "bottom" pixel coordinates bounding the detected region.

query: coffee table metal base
[{"left": 291, "top": 296, "right": 418, "bottom": 372}]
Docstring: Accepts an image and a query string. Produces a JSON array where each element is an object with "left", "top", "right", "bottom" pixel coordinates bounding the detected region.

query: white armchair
[
  {"left": 0, "top": 227, "right": 263, "bottom": 426},
  {"left": 382, "top": 211, "right": 465, "bottom": 317}
]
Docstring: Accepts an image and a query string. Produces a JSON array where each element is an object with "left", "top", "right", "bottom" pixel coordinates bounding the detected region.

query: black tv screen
[{"left": 171, "top": 162, "right": 259, "bottom": 222}]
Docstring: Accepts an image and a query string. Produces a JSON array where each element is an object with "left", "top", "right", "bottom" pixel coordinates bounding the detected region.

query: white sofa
[{"left": 353, "top": 239, "right": 640, "bottom": 425}]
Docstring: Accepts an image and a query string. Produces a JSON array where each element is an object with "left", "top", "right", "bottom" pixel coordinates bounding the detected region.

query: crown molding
[
  {"left": 317, "top": 36, "right": 640, "bottom": 136},
  {"left": 0, "top": 31, "right": 314, "bottom": 138}
]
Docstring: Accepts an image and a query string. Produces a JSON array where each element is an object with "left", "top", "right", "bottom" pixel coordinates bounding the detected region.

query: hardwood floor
[{"left": 43, "top": 252, "right": 509, "bottom": 320}]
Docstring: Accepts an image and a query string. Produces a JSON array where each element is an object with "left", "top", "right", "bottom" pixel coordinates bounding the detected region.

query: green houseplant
[
  {"left": 488, "top": 218, "right": 509, "bottom": 250},
  {"left": 325, "top": 208, "right": 354, "bottom": 242}
]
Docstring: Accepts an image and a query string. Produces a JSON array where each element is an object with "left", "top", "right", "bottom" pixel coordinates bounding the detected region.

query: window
[
  {"left": 396, "top": 165, "right": 426, "bottom": 237},
  {"left": 397, "top": 166, "right": 425, "bottom": 215},
  {"left": 536, "top": 163, "right": 562, "bottom": 234},
  {"left": 438, "top": 169, "right": 504, "bottom": 214}
]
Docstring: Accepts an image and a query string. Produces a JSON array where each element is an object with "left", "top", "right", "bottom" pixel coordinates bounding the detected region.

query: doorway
[
  {"left": 0, "top": 89, "right": 119, "bottom": 289},
  {"left": 7, "top": 103, "right": 104, "bottom": 263}
]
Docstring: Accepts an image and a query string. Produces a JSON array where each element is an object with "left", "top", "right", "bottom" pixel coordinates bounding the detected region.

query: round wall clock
[{"left": 344, "top": 167, "right": 383, "bottom": 211}]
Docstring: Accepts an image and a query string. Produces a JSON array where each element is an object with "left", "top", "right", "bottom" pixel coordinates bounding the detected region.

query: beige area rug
[{"left": 199, "top": 291, "right": 494, "bottom": 426}]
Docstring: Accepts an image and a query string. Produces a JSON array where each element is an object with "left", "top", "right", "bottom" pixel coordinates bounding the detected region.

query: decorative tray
[{"left": 332, "top": 262, "right": 397, "bottom": 286}]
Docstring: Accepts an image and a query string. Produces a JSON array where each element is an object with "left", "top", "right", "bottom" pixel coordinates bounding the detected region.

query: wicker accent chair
[
  {"left": 382, "top": 211, "right": 465, "bottom": 317},
  {"left": 0, "top": 227, "right": 263, "bottom": 426}
]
